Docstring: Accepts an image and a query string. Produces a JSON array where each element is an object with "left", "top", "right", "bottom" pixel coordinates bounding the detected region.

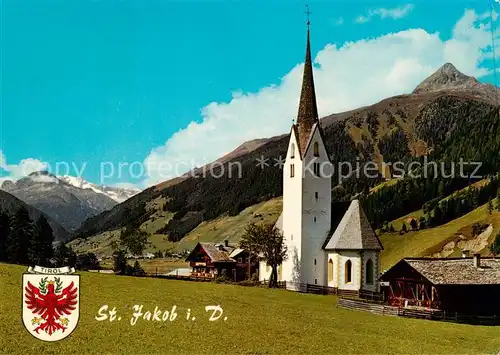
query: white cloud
[
  {"left": 142, "top": 10, "right": 496, "bottom": 187},
  {"left": 0, "top": 150, "right": 49, "bottom": 183},
  {"left": 355, "top": 4, "right": 414, "bottom": 23}
]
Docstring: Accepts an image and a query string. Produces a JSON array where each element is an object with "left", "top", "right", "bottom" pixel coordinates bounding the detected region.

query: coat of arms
[{"left": 22, "top": 266, "right": 79, "bottom": 342}]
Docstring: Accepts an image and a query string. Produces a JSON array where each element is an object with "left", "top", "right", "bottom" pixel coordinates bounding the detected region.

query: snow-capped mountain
[
  {"left": 0, "top": 172, "right": 141, "bottom": 232},
  {"left": 58, "top": 175, "right": 141, "bottom": 203}
]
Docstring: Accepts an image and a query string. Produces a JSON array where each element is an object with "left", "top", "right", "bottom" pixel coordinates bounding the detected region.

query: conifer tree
[
  {"left": 401, "top": 223, "right": 407, "bottom": 233},
  {"left": 488, "top": 198, "right": 494, "bottom": 215},
  {"left": 32, "top": 215, "right": 54, "bottom": 266},
  {"left": 7, "top": 207, "right": 34, "bottom": 265},
  {"left": 0, "top": 209, "right": 10, "bottom": 262},
  {"left": 54, "top": 243, "right": 76, "bottom": 267}
]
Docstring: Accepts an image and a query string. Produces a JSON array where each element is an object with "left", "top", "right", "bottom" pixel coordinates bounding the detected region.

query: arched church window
[
  {"left": 313, "top": 142, "right": 319, "bottom": 157},
  {"left": 345, "top": 260, "right": 352, "bottom": 283},
  {"left": 328, "top": 259, "right": 333, "bottom": 282},
  {"left": 366, "top": 259, "right": 374, "bottom": 285},
  {"left": 290, "top": 143, "right": 295, "bottom": 159}
]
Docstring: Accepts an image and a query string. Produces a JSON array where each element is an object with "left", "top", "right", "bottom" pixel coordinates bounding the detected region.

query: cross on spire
[{"left": 305, "top": 5, "right": 311, "bottom": 28}]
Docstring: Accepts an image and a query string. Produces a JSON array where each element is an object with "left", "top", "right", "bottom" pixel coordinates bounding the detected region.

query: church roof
[
  {"left": 295, "top": 26, "right": 319, "bottom": 156},
  {"left": 324, "top": 199, "right": 383, "bottom": 251}
]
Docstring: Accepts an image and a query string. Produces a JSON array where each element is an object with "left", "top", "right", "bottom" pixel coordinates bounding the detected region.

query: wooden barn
[
  {"left": 185, "top": 241, "right": 256, "bottom": 281},
  {"left": 379, "top": 255, "right": 500, "bottom": 315}
]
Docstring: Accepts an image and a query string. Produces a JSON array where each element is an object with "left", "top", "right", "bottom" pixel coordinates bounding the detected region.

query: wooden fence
[
  {"left": 338, "top": 298, "right": 399, "bottom": 316},
  {"left": 338, "top": 297, "right": 500, "bottom": 325}
]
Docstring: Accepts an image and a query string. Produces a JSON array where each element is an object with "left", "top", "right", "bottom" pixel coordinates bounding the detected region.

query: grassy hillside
[
  {"left": 1, "top": 263, "right": 499, "bottom": 354},
  {"left": 379, "top": 200, "right": 500, "bottom": 270},
  {"left": 69, "top": 198, "right": 282, "bottom": 256}
]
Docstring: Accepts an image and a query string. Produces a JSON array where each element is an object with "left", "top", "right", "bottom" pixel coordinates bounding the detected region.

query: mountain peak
[{"left": 413, "top": 63, "right": 478, "bottom": 94}]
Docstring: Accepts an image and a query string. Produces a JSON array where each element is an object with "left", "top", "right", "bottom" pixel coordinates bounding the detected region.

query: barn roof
[
  {"left": 324, "top": 199, "right": 383, "bottom": 251},
  {"left": 229, "top": 248, "right": 245, "bottom": 258},
  {"left": 385, "top": 258, "right": 500, "bottom": 285},
  {"left": 185, "top": 242, "right": 237, "bottom": 263}
]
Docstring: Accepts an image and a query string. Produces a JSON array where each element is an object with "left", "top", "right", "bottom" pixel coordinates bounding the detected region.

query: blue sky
[{"left": 1, "top": 0, "right": 498, "bottom": 188}]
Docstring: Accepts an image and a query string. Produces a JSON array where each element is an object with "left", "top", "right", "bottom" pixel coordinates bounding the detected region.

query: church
[{"left": 259, "top": 22, "right": 384, "bottom": 294}]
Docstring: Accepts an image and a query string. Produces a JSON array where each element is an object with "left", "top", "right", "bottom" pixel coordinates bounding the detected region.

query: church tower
[{"left": 281, "top": 18, "right": 333, "bottom": 289}]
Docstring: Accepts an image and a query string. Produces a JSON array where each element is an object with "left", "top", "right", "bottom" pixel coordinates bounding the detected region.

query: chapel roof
[{"left": 323, "top": 199, "right": 383, "bottom": 251}]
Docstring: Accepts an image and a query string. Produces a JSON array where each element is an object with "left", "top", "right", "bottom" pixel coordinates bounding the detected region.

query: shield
[{"left": 22, "top": 267, "right": 80, "bottom": 342}]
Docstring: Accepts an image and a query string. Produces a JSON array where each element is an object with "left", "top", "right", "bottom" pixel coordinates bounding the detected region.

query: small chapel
[{"left": 259, "top": 21, "right": 384, "bottom": 294}]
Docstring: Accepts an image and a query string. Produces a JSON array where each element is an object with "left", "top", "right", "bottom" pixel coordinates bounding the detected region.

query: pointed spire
[{"left": 296, "top": 8, "right": 319, "bottom": 155}]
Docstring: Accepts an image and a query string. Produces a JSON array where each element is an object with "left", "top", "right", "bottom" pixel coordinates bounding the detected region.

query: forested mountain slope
[{"left": 73, "top": 64, "right": 500, "bottom": 254}]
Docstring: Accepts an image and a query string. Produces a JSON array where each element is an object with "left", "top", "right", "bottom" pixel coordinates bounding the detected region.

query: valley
[{"left": 65, "top": 64, "right": 500, "bottom": 270}]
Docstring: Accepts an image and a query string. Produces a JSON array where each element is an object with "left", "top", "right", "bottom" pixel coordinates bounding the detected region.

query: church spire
[{"left": 296, "top": 5, "right": 319, "bottom": 154}]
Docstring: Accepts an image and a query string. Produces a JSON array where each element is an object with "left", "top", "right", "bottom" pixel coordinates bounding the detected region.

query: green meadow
[{"left": 1, "top": 263, "right": 500, "bottom": 354}]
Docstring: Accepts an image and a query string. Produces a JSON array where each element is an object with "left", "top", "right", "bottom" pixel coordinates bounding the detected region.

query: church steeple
[{"left": 296, "top": 9, "right": 319, "bottom": 155}]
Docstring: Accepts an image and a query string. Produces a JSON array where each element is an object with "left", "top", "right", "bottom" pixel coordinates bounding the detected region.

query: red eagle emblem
[{"left": 24, "top": 277, "right": 78, "bottom": 336}]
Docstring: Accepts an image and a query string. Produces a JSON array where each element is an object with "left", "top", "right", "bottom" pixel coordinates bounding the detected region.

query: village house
[
  {"left": 185, "top": 241, "right": 256, "bottom": 281},
  {"left": 379, "top": 254, "right": 500, "bottom": 315}
]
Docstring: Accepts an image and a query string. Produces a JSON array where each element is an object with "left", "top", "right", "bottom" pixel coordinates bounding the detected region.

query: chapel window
[
  {"left": 366, "top": 259, "right": 374, "bottom": 285},
  {"left": 345, "top": 260, "right": 352, "bottom": 283},
  {"left": 328, "top": 259, "right": 334, "bottom": 282}
]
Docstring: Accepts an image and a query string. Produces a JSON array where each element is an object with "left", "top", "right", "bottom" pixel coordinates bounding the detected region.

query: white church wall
[
  {"left": 337, "top": 251, "right": 361, "bottom": 291},
  {"left": 299, "top": 126, "right": 332, "bottom": 286},
  {"left": 326, "top": 252, "right": 340, "bottom": 288},
  {"left": 282, "top": 130, "right": 304, "bottom": 288}
]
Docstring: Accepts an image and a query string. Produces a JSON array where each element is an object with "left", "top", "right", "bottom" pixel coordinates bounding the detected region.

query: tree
[
  {"left": 75, "top": 252, "right": 100, "bottom": 270},
  {"left": 54, "top": 243, "right": 77, "bottom": 267},
  {"left": 7, "top": 207, "right": 34, "bottom": 265},
  {"left": 130, "top": 260, "right": 145, "bottom": 276},
  {"left": 0, "top": 209, "right": 11, "bottom": 262},
  {"left": 240, "top": 222, "right": 287, "bottom": 288},
  {"left": 419, "top": 216, "right": 427, "bottom": 230},
  {"left": 112, "top": 249, "right": 128, "bottom": 274},
  {"left": 32, "top": 215, "right": 54, "bottom": 266},
  {"left": 119, "top": 226, "right": 149, "bottom": 256},
  {"left": 409, "top": 219, "right": 418, "bottom": 231},
  {"left": 437, "top": 181, "right": 445, "bottom": 197},
  {"left": 489, "top": 233, "right": 500, "bottom": 257},
  {"left": 488, "top": 198, "right": 494, "bottom": 215}
]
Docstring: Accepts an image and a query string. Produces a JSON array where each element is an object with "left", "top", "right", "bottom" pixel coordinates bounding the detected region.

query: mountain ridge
[
  {"left": 73, "top": 63, "right": 499, "bottom": 246},
  {"left": 0, "top": 173, "right": 140, "bottom": 232},
  {"left": 0, "top": 189, "right": 69, "bottom": 241}
]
